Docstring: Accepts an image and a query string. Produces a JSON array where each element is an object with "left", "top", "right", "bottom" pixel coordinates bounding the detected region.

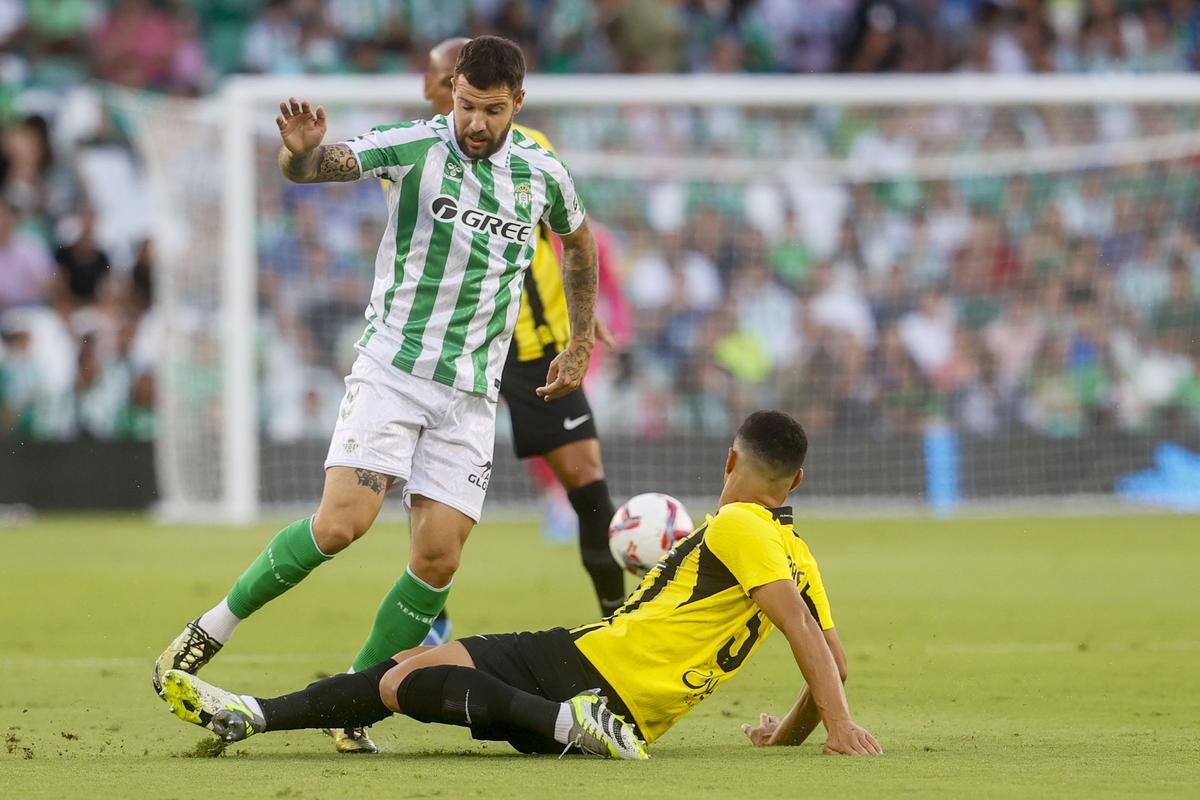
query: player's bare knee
[
  {"left": 550, "top": 442, "right": 605, "bottom": 490},
  {"left": 566, "top": 467, "right": 605, "bottom": 491},
  {"left": 379, "top": 664, "right": 410, "bottom": 712},
  {"left": 409, "top": 547, "right": 460, "bottom": 587},
  {"left": 310, "top": 511, "right": 366, "bottom": 553}
]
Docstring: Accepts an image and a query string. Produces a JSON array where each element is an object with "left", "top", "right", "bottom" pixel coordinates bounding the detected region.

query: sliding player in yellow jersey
[{"left": 160, "top": 411, "right": 882, "bottom": 759}]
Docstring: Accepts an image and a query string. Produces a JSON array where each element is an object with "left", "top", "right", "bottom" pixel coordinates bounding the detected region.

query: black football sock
[
  {"left": 258, "top": 659, "right": 395, "bottom": 731},
  {"left": 396, "top": 665, "right": 561, "bottom": 740},
  {"left": 568, "top": 479, "right": 625, "bottom": 616}
]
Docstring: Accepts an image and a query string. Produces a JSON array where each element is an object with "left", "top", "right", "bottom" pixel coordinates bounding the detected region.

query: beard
[{"left": 455, "top": 120, "right": 512, "bottom": 160}]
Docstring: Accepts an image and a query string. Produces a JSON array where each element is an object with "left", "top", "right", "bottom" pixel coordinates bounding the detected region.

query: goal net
[{"left": 123, "top": 75, "right": 1200, "bottom": 521}]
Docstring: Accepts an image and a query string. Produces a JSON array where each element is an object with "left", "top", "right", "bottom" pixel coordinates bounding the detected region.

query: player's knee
[
  {"left": 409, "top": 545, "right": 461, "bottom": 587},
  {"left": 378, "top": 664, "right": 411, "bottom": 712},
  {"left": 560, "top": 459, "right": 605, "bottom": 491},
  {"left": 310, "top": 511, "right": 368, "bottom": 554}
]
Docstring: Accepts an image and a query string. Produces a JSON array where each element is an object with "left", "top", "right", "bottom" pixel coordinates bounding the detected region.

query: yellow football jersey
[
  {"left": 509, "top": 124, "right": 571, "bottom": 362},
  {"left": 572, "top": 502, "right": 834, "bottom": 744}
]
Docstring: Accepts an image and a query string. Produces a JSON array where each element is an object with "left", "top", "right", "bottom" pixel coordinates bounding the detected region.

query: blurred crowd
[
  {"left": 4, "top": 0, "right": 1200, "bottom": 443},
  {"left": 3, "top": 0, "right": 1200, "bottom": 97},
  {"left": 251, "top": 100, "right": 1200, "bottom": 443},
  {"left": 0, "top": 110, "right": 156, "bottom": 440},
  {"left": 583, "top": 106, "right": 1200, "bottom": 440}
]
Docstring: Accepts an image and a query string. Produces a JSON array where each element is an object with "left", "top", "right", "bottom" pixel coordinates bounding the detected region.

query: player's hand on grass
[
  {"left": 276, "top": 97, "right": 327, "bottom": 155},
  {"left": 536, "top": 340, "right": 592, "bottom": 401},
  {"left": 740, "top": 713, "right": 782, "bottom": 747},
  {"left": 822, "top": 720, "right": 882, "bottom": 756}
]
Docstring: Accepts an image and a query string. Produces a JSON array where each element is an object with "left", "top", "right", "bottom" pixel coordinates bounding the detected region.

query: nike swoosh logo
[{"left": 563, "top": 415, "right": 591, "bottom": 431}]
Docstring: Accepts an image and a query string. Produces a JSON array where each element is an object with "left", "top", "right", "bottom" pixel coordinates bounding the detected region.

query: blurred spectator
[
  {"left": 1152, "top": 265, "right": 1200, "bottom": 352},
  {"left": 984, "top": 291, "right": 1044, "bottom": 395},
  {"left": 627, "top": 231, "right": 721, "bottom": 317},
  {"left": 899, "top": 286, "right": 956, "bottom": 377},
  {"left": 0, "top": 198, "right": 55, "bottom": 310},
  {"left": 54, "top": 209, "right": 111, "bottom": 306},
  {"left": 94, "top": 0, "right": 180, "bottom": 90},
  {"left": 809, "top": 262, "right": 877, "bottom": 349}
]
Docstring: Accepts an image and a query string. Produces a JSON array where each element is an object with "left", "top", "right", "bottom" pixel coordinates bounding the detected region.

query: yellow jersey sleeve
[
  {"left": 704, "top": 505, "right": 793, "bottom": 596},
  {"left": 797, "top": 544, "right": 835, "bottom": 630},
  {"left": 509, "top": 124, "right": 573, "bottom": 361},
  {"left": 516, "top": 125, "right": 555, "bottom": 152}
]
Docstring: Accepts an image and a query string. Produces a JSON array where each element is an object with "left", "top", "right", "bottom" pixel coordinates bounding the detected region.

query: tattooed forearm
[
  {"left": 278, "top": 144, "right": 360, "bottom": 183},
  {"left": 354, "top": 468, "right": 389, "bottom": 494},
  {"left": 314, "top": 144, "right": 360, "bottom": 181},
  {"left": 560, "top": 221, "right": 598, "bottom": 350}
]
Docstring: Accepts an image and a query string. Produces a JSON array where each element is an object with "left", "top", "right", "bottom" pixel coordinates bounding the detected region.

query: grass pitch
[{"left": 1, "top": 511, "right": 1198, "bottom": 798}]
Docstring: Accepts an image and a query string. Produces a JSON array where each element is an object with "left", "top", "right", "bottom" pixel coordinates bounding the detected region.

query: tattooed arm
[
  {"left": 279, "top": 143, "right": 361, "bottom": 184},
  {"left": 275, "top": 97, "right": 362, "bottom": 184},
  {"left": 536, "top": 218, "right": 598, "bottom": 401}
]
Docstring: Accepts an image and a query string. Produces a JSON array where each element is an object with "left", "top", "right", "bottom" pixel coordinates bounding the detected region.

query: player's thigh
[
  {"left": 318, "top": 353, "right": 435, "bottom": 548},
  {"left": 542, "top": 437, "right": 605, "bottom": 490},
  {"left": 380, "top": 641, "right": 476, "bottom": 712},
  {"left": 326, "top": 354, "right": 426, "bottom": 470},
  {"left": 408, "top": 389, "right": 497, "bottom": 528}
]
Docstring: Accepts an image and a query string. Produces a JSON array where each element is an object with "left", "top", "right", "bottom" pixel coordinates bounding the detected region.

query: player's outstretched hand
[
  {"left": 276, "top": 97, "right": 327, "bottom": 155},
  {"left": 536, "top": 340, "right": 592, "bottom": 401},
  {"left": 822, "top": 720, "right": 883, "bottom": 756},
  {"left": 740, "top": 713, "right": 781, "bottom": 747}
]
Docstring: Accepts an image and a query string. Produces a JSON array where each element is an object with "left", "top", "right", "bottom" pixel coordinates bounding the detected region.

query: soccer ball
[{"left": 608, "top": 493, "right": 695, "bottom": 576}]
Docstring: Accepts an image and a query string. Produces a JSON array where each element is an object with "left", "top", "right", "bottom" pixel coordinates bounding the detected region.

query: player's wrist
[{"left": 824, "top": 716, "right": 856, "bottom": 733}]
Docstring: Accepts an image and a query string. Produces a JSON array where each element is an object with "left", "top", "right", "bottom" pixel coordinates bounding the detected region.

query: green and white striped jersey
[{"left": 341, "top": 114, "right": 586, "bottom": 400}]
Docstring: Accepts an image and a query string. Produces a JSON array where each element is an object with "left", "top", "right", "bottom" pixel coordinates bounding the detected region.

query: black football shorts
[
  {"left": 499, "top": 349, "right": 598, "bottom": 459},
  {"left": 459, "top": 627, "right": 637, "bottom": 754}
]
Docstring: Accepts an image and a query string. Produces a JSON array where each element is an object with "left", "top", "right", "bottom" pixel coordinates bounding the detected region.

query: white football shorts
[{"left": 324, "top": 349, "right": 497, "bottom": 522}]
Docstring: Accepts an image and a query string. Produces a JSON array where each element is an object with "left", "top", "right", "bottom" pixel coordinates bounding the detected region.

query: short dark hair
[
  {"left": 735, "top": 410, "right": 808, "bottom": 477},
  {"left": 454, "top": 35, "right": 525, "bottom": 94}
]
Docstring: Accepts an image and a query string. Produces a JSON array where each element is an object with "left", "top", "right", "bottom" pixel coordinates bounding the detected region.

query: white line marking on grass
[
  {"left": 0, "top": 653, "right": 342, "bottom": 669},
  {"left": 847, "top": 640, "right": 1200, "bottom": 656}
]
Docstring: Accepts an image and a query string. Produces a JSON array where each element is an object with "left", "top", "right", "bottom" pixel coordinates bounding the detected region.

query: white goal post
[{"left": 128, "top": 74, "right": 1200, "bottom": 522}]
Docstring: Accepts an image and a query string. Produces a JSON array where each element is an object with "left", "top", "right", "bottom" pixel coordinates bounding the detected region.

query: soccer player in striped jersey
[
  {"left": 152, "top": 36, "right": 600, "bottom": 754},
  {"left": 160, "top": 411, "right": 881, "bottom": 759},
  {"left": 418, "top": 37, "right": 627, "bottom": 645}
]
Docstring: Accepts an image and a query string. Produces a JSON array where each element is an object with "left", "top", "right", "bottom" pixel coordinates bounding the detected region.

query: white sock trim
[
  {"left": 405, "top": 566, "right": 453, "bottom": 593},
  {"left": 553, "top": 702, "right": 573, "bottom": 745},
  {"left": 308, "top": 515, "right": 335, "bottom": 559},
  {"left": 197, "top": 597, "right": 241, "bottom": 645}
]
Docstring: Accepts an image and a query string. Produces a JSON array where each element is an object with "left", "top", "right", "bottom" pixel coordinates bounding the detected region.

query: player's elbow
[{"left": 837, "top": 662, "right": 848, "bottom": 684}]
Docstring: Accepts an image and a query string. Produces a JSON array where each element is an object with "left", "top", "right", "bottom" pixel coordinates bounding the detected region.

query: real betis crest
[{"left": 515, "top": 182, "right": 531, "bottom": 209}]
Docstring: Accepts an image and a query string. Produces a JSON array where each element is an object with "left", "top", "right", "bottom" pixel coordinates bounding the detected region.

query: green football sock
[
  {"left": 351, "top": 569, "right": 451, "bottom": 672},
  {"left": 226, "top": 517, "right": 332, "bottom": 619}
]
